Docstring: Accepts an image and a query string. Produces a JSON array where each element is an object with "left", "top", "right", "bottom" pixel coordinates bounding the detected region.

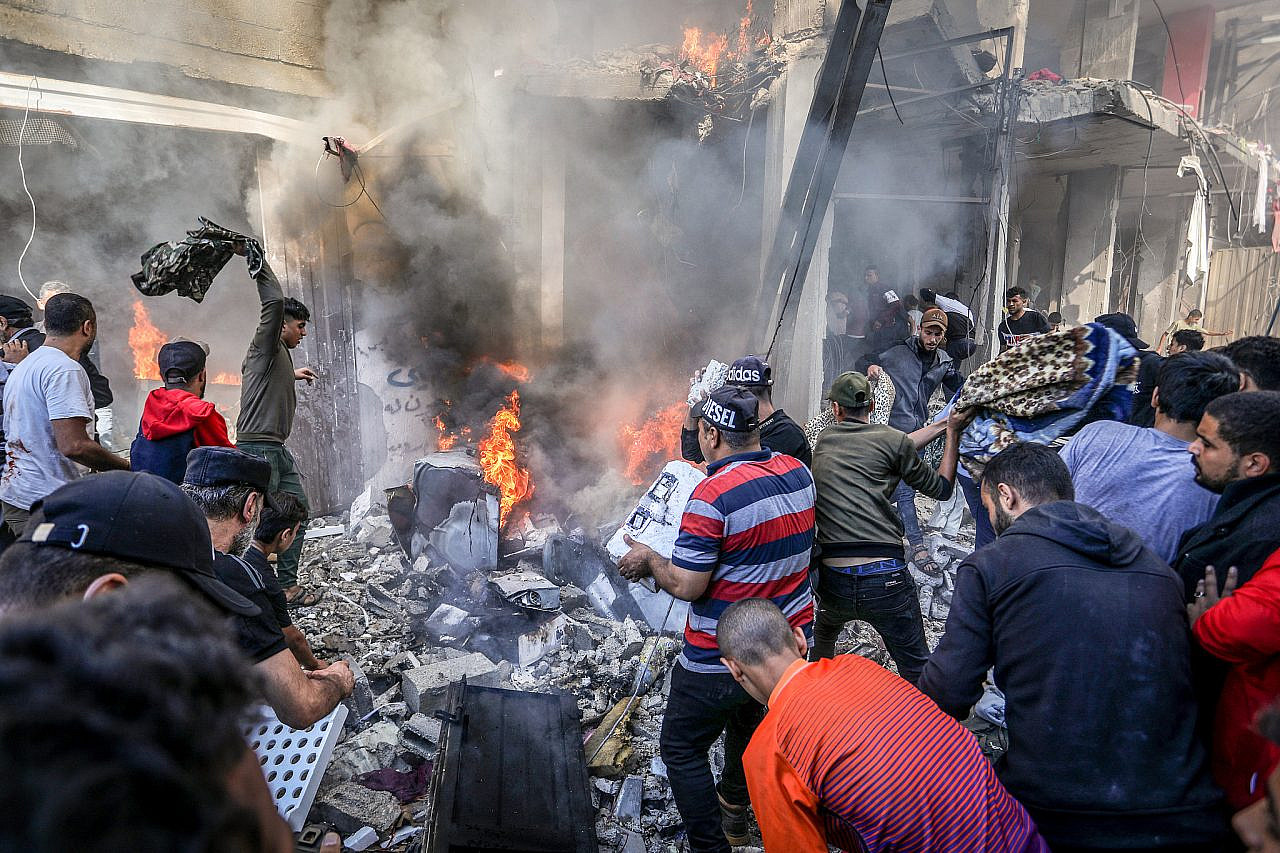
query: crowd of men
[
  {"left": 0, "top": 258, "right": 350, "bottom": 847},
  {"left": 2, "top": 249, "right": 1280, "bottom": 853},
  {"left": 621, "top": 291, "right": 1280, "bottom": 852}
]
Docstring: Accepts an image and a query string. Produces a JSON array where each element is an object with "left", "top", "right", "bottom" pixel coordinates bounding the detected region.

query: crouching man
[
  {"left": 182, "top": 447, "right": 352, "bottom": 729},
  {"left": 718, "top": 598, "right": 1047, "bottom": 852}
]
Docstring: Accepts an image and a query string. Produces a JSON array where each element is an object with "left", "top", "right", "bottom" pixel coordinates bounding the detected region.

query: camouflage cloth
[{"left": 131, "top": 217, "right": 263, "bottom": 303}]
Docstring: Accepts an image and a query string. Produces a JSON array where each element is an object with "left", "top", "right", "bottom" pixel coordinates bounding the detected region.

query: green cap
[{"left": 827, "top": 371, "right": 871, "bottom": 408}]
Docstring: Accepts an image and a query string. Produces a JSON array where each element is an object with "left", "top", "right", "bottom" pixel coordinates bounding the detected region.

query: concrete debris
[
  {"left": 313, "top": 780, "right": 400, "bottom": 837},
  {"left": 402, "top": 652, "right": 502, "bottom": 713},
  {"left": 289, "top": 481, "right": 978, "bottom": 852}
]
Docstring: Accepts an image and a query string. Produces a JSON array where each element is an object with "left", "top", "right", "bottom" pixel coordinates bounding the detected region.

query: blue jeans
[
  {"left": 893, "top": 480, "right": 925, "bottom": 548},
  {"left": 811, "top": 564, "right": 928, "bottom": 684},
  {"left": 959, "top": 474, "right": 996, "bottom": 548},
  {"left": 660, "top": 664, "right": 763, "bottom": 853}
]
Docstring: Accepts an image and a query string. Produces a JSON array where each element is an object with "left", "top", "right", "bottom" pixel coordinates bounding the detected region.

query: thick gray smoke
[{"left": 260, "top": 0, "right": 770, "bottom": 523}]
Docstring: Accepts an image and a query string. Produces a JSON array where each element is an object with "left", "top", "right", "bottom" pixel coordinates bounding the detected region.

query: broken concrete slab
[
  {"left": 327, "top": 720, "right": 400, "bottom": 782},
  {"left": 313, "top": 781, "right": 400, "bottom": 837},
  {"left": 401, "top": 652, "right": 501, "bottom": 713},
  {"left": 422, "top": 603, "right": 472, "bottom": 642}
]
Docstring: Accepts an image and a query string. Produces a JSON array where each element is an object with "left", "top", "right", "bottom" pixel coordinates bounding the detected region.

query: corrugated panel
[{"left": 1203, "top": 247, "right": 1280, "bottom": 339}]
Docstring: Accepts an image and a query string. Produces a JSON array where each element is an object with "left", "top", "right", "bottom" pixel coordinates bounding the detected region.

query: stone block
[
  {"left": 423, "top": 603, "right": 472, "bottom": 642},
  {"left": 614, "top": 774, "right": 643, "bottom": 822},
  {"left": 401, "top": 652, "right": 500, "bottom": 713},
  {"left": 313, "top": 781, "right": 399, "bottom": 836},
  {"left": 344, "top": 826, "right": 379, "bottom": 852}
]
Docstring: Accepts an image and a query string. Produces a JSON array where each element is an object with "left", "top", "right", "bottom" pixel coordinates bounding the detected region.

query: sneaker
[{"left": 718, "top": 792, "right": 749, "bottom": 846}]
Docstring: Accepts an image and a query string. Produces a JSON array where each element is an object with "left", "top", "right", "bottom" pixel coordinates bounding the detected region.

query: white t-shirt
[{"left": 0, "top": 345, "right": 93, "bottom": 510}]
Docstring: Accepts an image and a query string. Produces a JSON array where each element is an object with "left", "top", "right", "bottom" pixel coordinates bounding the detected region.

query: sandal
[
  {"left": 910, "top": 545, "right": 942, "bottom": 578},
  {"left": 285, "top": 588, "right": 324, "bottom": 609}
]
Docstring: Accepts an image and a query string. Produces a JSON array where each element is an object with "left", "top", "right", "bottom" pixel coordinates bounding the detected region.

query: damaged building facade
[{"left": 0, "top": 0, "right": 1278, "bottom": 849}]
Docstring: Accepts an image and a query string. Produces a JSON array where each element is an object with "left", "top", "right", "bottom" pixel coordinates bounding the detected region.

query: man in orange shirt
[{"left": 718, "top": 598, "right": 1047, "bottom": 852}]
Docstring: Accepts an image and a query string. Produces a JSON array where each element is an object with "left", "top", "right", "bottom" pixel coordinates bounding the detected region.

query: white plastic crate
[{"left": 246, "top": 703, "right": 348, "bottom": 831}]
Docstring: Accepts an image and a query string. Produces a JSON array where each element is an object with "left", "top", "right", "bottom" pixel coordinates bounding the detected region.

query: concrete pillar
[
  {"left": 1060, "top": 167, "right": 1121, "bottom": 325},
  {"left": 759, "top": 47, "right": 829, "bottom": 418},
  {"left": 1061, "top": 0, "right": 1141, "bottom": 80}
]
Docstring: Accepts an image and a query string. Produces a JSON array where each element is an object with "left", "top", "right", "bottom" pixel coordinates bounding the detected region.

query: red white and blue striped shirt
[
  {"left": 671, "top": 449, "right": 815, "bottom": 673},
  {"left": 745, "top": 656, "right": 1048, "bottom": 852}
]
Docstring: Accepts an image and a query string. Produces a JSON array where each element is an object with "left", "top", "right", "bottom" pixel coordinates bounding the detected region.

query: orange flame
[
  {"left": 681, "top": 27, "right": 729, "bottom": 82},
  {"left": 618, "top": 402, "right": 688, "bottom": 486},
  {"left": 129, "top": 301, "right": 166, "bottom": 381},
  {"left": 434, "top": 414, "right": 460, "bottom": 451},
  {"left": 478, "top": 391, "right": 534, "bottom": 523},
  {"left": 680, "top": 0, "right": 767, "bottom": 86},
  {"left": 478, "top": 357, "right": 531, "bottom": 383},
  {"left": 210, "top": 371, "right": 241, "bottom": 386}
]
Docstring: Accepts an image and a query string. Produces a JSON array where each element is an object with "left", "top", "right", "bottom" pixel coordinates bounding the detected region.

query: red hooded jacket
[
  {"left": 139, "top": 387, "right": 232, "bottom": 448},
  {"left": 1193, "top": 546, "right": 1280, "bottom": 809}
]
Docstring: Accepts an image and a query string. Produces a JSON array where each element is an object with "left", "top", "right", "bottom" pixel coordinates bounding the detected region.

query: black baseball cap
[
  {"left": 21, "top": 471, "right": 258, "bottom": 616},
  {"left": 0, "top": 294, "right": 33, "bottom": 323},
  {"left": 158, "top": 340, "right": 207, "bottom": 384},
  {"left": 726, "top": 356, "right": 772, "bottom": 388},
  {"left": 1094, "top": 312, "right": 1149, "bottom": 350},
  {"left": 693, "top": 386, "right": 760, "bottom": 433},
  {"left": 184, "top": 447, "right": 282, "bottom": 512}
]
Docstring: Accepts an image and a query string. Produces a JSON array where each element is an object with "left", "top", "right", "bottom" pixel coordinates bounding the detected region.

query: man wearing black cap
[
  {"left": 811, "top": 371, "right": 970, "bottom": 682},
  {"left": 1095, "top": 312, "right": 1163, "bottom": 427},
  {"left": 131, "top": 340, "right": 233, "bottom": 484},
  {"left": 0, "top": 470, "right": 259, "bottom": 618},
  {"left": 0, "top": 294, "right": 128, "bottom": 537},
  {"left": 182, "top": 446, "right": 352, "bottom": 730},
  {"left": 681, "top": 356, "right": 811, "bottom": 468},
  {"left": 620, "top": 386, "right": 816, "bottom": 853}
]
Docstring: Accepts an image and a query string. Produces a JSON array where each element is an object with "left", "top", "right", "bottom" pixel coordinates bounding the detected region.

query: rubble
[
  {"left": 283, "top": 443, "right": 982, "bottom": 852},
  {"left": 313, "top": 781, "right": 400, "bottom": 837}
]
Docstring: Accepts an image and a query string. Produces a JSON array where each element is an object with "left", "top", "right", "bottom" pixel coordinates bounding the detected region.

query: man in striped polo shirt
[
  {"left": 719, "top": 598, "right": 1048, "bottom": 853},
  {"left": 619, "top": 385, "right": 815, "bottom": 853}
]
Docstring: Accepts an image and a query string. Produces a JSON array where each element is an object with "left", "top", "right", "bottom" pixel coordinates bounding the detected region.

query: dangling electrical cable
[{"left": 16, "top": 77, "right": 41, "bottom": 301}]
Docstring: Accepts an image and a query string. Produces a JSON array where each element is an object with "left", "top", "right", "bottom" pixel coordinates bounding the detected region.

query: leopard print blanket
[
  {"left": 957, "top": 323, "right": 1138, "bottom": 476},
  {"left": 804, "top": 374, "right": 896, "bottom": 447}
]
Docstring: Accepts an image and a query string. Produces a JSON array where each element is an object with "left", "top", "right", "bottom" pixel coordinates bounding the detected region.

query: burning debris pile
[{"left": 286, "top": 468, "right": 694, "bottom": 851}]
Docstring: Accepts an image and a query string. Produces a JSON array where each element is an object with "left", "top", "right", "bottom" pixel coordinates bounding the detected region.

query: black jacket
[
  {"left": 681, "top": 408, "right": 811, "bottom": 469},
  {"left": 918, "top": 501, "right": 1225, "bottom": 849},
  {"left": 1126, "top": 350, "right": 1164, "bottom": 428},
  {"left": 858, "top": 336, "right": 963, "bottom": 432},
  {"left": 11, "top": 327, "right": 113, "bottom": 408},
  {"left": 1174, "top": 473, "right": 1280, "bottom": 600}
]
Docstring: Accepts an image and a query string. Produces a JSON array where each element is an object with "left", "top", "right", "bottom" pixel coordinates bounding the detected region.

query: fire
[
  {"left": 434, "top": 414, "right": 459, "bottom": 451},
  {"left": 478, "top": 391, "right": 534, "bottom": 523},
  {"left": 130, "top": 299, "right": 239, "bottom": 385},
  {"left": 680, "top": 0, "right": 767, "bottom": 85},
  {"left": 681, "top": 27, "right": 729, "bottom": 82},
  {"left": 477, "top": 357, "right": 531, "bottom": 383},
  {"left": 129, "top": 301, "right": 166, "bottom": 381},
  {"left": 618, "top": 402, "right": 688, "bottom": 486},
  {"left": 494, "top": 360, "right": 531, "bottom": 383}
]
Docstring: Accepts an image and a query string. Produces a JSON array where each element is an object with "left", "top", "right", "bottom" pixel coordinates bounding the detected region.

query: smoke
[{"left": 258, "top": 0, "right": 768, "bottom": 523}]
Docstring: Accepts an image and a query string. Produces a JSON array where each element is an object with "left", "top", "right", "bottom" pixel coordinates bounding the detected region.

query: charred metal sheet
[{"left": 423, "top": 681, "right": 597, "bottom": 853}]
